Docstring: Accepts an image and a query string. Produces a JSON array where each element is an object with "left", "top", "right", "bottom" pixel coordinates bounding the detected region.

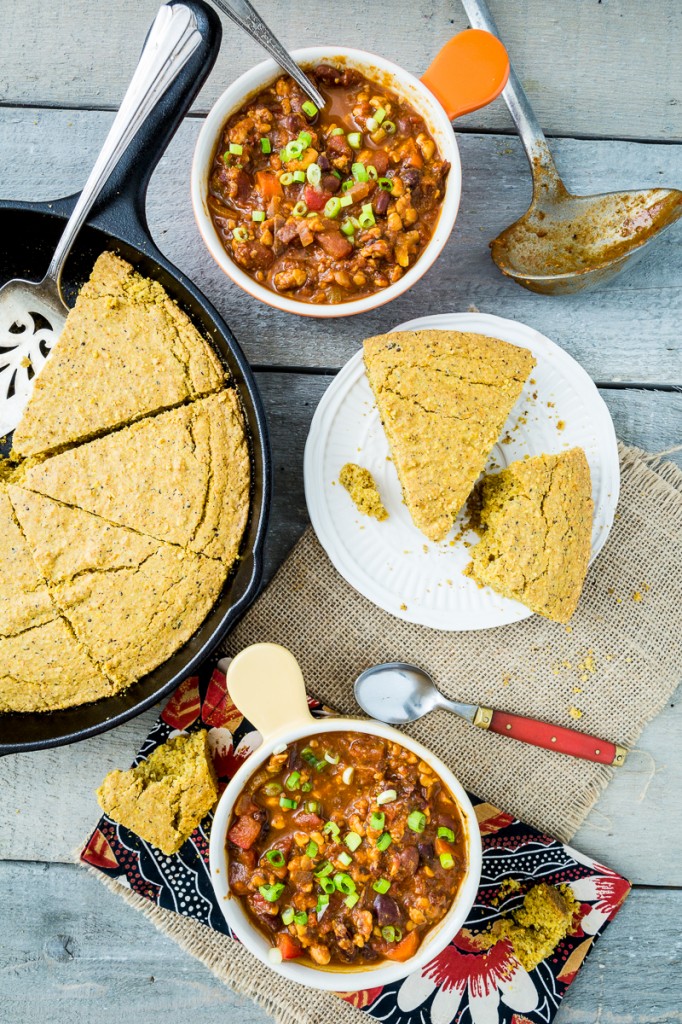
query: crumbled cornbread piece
[
  {"left": 568, "top": 706, "right": 583, "bottom": 719},
  {"left": 477, "top": 883, "right": 578, "bottom": 971},
  {"left": 12, "top": 252, "right": 226, "bottom": 458},
  {"left": 463, "top": 449, "right": 593, "bottom": 623},
  {"left": 339, "top": 463, "right": 388, "bottom": 521},
  {"left": 97, "top": 731, "right": 218, "bottom": 855},
  {"left": 363, "top": 330, "right": 535, "bottom": 541}
]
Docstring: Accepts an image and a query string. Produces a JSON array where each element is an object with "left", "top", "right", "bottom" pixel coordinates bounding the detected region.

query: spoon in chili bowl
[{"left": 354, "top": 662, "right": 627, "bottom": 766}]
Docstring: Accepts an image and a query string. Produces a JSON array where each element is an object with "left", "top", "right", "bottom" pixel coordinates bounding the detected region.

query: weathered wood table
[{"left": 1, "top": 1, "right": 680, "bottom": 1020}]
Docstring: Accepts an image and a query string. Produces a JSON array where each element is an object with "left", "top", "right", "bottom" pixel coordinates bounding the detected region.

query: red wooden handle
[{"left": 488, "top": 710, "right": 625, "bottom": 765}]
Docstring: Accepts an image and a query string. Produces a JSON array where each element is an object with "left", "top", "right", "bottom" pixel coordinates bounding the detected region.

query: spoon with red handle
[{"left": 354, "top": 662, "right": 626, "bottom": 766}]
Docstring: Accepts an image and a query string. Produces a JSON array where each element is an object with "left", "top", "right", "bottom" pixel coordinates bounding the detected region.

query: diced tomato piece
[
  {"left": 276, "top": 932, "right": 303, "bottom": 960},
  {"left": 316, "top": 230, "right": 353, "bottom": 259},
  {"left": 384, "top": 930, "right": 420, "bottom": 962},
  {"left": 255, "top": 170, "right": 283, "bottom": 200},
  {"left": 292, "top": 810, "right": 324, "bottom": 829},
  {"left": 349, "top": 181, "right": 371, "bottom": 204},
  {"left": 304, "top": 185, "right": 330, "bottom": 211},
  {"left": 434, "top": 836, "right": 452, "bottom": 858},
  {"left": 227, "top": 814, "right": 262, "bottom": 850}
]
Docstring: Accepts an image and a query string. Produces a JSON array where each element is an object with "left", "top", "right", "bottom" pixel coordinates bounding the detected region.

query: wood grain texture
[
  {"left": 0, "top": 861, "right": 679, "bottom": 1024},
  {"left": 1, "top": 1, "right": 681, "bottom": 142},
  {"left": 1, "top": 108, "right": 682, "bottom": 380}
]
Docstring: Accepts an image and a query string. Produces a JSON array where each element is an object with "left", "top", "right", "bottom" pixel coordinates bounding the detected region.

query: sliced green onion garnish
[
  {"left": 381, "top": 925, "right": 396, "bottom": 942},
  {"left": 374, "top": 107, "right": 387, "bottom": 125},
  {"left": 306, "top": 839, "right": 318, "bottom": 858},
  {"left": 376, "top": 832, "right": 392, "bottom": 851},
  {"left": 314, "top": 860, "right": 334, "bottom": 877},
  {"left": 383, "top": 120, "right": 396, "bottom": 134},
  {"left": 260, "top": 137, "right": 272, "bottom": 154},
  {"left": 301, "top": 779, "right": 313, "bottom": 792},
  {"left": 251, "top": 210, "right": 266, "bottom": 222},
  {"left": 281, "top": 906, "right": 295, "bottom": 926},
  {"left": 305, "top": 799, "right": 320, "bottom": 813},
  {"left": 259, "top": 882, "right": 285, "bottom": 902},
  {"left": 294, "top": 910, "right": 308, "bottom": 926},
  {"left": 334, "top": 872, "right": 356, "bottom": 895},
  {"left": 330, "top": 127, "right": 345, "bottom": 136},
  {"left": 266, "top": 849, "right": 285, "bottom": 868},
  {"left": 324, "top": 750, "right": 340, "bottom": 764},
  {"left": 338, "top": 850, "right": 353, "bottom": 867},
  {"left": 222, "top": 151, "right": 231, "bottom": 163},
  {"left": 315, "top": 759, "right": 328, "bottom": 772},
  {"left": 320, "top": 876, "right": 335, "bottom": 894},
  {"left": 437, "top": 826, "right": 455, "bottom": 842},
  {"left": 378, "top": 177, "right": 393, "bottom": 192},
  {"left": 339, "top": 194, "right": 353, "bottom": 209},
  {"left": 377, "top": 789, "right": 397, "bottom": 805},
  {"left": 344, "top": 892, "right": 359, "bottom": 909},
  {"left": 372, "top": 878, "right": 390, "bottom": 895},
  {"left": 440, "top": 852, "right": 455, "bottom": 869},
  {"left": 279, "top": 172, "right": 294, "bottom": 185},
  {"left": 341, "top": 765, "right": 354, "bottom": 783},
  {"left": 366, "top": 117, "right": 378, "bottom": 132},
  {"left": 352, "top": 162, "right": 369, "bottom": 183},
  {"left": 307, "top": 163, "right": 321, "bottom": 186},
  {"left": 298, "top": 130, "right": 313, "bottom": 148},
  {"left": 285, "top": 771, "right": 301, "bottom": 791},
  {"left": 332, "top": 169, "right": 342, "bottom": 179},
  {"left": 232, "top": 227, "right": 249, "bottom": 243},
  {"left": 366, "top": 165, "right": 378, "bottom": 180},
  {"left": 344, "top": 832, "right": 362, "bottom": 852},
  {"left": 350, "top": 216, "right": 361, "bottom": 230},
  {"left": 287, "top": 139, "right": 305, "bottom": 159},
  {"left": 301, "top": 748, "right": 317, "bottom": 764},
  {"left": 341, "top": 180, "right": 354, "bottom": 193},
  {"left": 228, "top": 142, "right": 243, "bottom": 155},
  {"left": 407, "top": 810, "right": 426, "bottom": 833},
  {"left": 340, "top": 219, "right": 355, "bottom": 237},
  {"left": 358, "top": 203, "right": 376, "bottom": 229},
  {"left": 347, "top": 132, "right": 362, "bottom": 149},
  {"left": 323, "top": 820, "right": 340, "bottom": 839},
  {"left": 302, "top": 100, "right": 318, "bottom": 118},
  {"left": 279, "top": 796, "right": 297, "bottom": 809},
  {"left": 324, "top": 197, "right": 342, "bottom": 219},
  {"left": 316, "top": 893, "right": 329, "bottom": 914},
  {"left": 293, "top": 170, "right": 306, "bottom": 183},
  {"left": 292, "top": 201, "right": 308, "bottom": 218},
  {"left": 369, "top": 811, "right": 385, "bottom": 831},
  {"left": 262, "top": 781, "right": 282, "bottom": 796}
]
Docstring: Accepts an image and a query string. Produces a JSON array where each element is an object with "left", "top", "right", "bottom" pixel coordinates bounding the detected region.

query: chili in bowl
[
  {"left": 192, "top": 35, "right": 508, "bottom": 317},
  {"left": 209, "top": 644, "right": 482, "bottom": 990}
]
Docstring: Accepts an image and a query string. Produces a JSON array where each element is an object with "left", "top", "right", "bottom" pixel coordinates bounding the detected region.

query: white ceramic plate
[{"left": 304, "top": 313, "right": 620, "bottom": 631}]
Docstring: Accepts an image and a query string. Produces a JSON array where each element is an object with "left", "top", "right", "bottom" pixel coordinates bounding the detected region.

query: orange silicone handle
[{"left": 421, "top": 29, "right": 509, "bottom": 121}]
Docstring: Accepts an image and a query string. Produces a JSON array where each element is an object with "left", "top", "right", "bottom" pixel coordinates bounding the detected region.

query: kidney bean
[
  {"left": 373, "top": 894, "right": 403, "bottom": 926},
  {"left": 401, "top": 167, "right": 421, "bottom": 190},
  {"left": 317, "top": 153, "right": 331, "bottom": 171},
  {"left": 374, "top": 189, "right": 390, "bottom": 215}
]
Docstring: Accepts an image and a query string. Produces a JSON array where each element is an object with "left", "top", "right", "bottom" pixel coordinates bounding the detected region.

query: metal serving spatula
[{"left": 0, "top": 3, "right": 203, "bottom": 438}]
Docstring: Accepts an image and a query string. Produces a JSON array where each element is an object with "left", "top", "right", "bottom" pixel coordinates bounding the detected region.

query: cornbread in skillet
[
  {"left": 363, "top": 330, "right": 536, "bottom": 541},
  {"left": 476, "top": 883, "right": 579, "bottom": 971},
  {"left": 463, "top": 448, "right": 593, "bottom": 623},
  {"left": 12, "top": 251, "right": 226, "bottom": 458},
  {"left": 97, "top": 730, "right": 218, "bottom": 855},
  {"left": 18, "top": 390, "right": 250, "bottom": 566},
  {"left": 339, "top": 462, "right": 389, "bottom": 521},
  {"left": 10, "top": 486, "right": 227, "bottom": 688}
]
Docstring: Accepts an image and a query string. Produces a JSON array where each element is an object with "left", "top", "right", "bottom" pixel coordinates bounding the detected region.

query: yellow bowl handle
[{"left": 226, "top": 643, "right": 315, "bottom": 739}]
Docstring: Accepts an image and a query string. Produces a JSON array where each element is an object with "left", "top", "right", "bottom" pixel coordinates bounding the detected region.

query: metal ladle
[
  {"left": 354, "top": 662, "right": 627, "bottom": 766},
  {"left": 461, "top": 0, "right": 682, "bottom": 294}
]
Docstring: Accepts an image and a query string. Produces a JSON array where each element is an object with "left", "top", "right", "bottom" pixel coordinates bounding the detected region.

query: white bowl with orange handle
[
  {"left": 191, "top": 32, "right": 509, "bottom": 317},
  {"left": 209, "top": 643, "right": 482, "bottom": 991}
]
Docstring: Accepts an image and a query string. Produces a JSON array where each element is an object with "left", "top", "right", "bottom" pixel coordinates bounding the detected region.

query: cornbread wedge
[
  {"left": 97, "top": 730, "right": 218, "bottom": 855},
  {"left": 477, "top": 883, "right": 579, "bottom": 971},
  {"left": 9, "top": 486, "right": 227, "bottom": 688},
  {"left": 463, "top": 448, "right": 593, "bottom": 623},
  {"left": 363, "top": 330, "right": 535, "bottom": 541},
  {"left": 12, "top": 251, "right": 226, "bottom": 458},
  {"left": 18, "top": 390, "right": 250, "bottom": 566},
  {"left": 0, "top": 485, "right": 54, "bottom": 636},
  {"left": 339, "top": 463, "right": 389, "bottom": 521}
]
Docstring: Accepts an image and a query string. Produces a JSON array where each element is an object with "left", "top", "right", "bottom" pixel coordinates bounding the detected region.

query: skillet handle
[{"left": 84, "top": 0, "right": 221, "bottom": 245}]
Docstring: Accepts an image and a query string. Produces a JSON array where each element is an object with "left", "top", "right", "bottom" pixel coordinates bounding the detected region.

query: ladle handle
[
  {"left": 458, "top": 0, "right": 562, "bottom": 183},
  {"left": 226, "top": 643, "right": 315, "bottom": 740}
]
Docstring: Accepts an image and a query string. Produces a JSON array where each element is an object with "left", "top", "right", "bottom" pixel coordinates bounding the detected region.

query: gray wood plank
[
  {"left": 2, "top": 1, "right": 681, "bottom": 142},
  {"left": 0, "top": 861, "right": 678, "bottom": 1024},
  {"left": 2, "top": 108, "right": 682, "bottom": 380},
  {"left": 0, "top": 373, "right": 680, "bottom": 879}
]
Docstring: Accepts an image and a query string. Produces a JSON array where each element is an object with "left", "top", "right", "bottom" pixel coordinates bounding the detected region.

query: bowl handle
[
  {"left": 421, "top": 29, "right": 509, "bottom": 121},
  {"left": 226, "top": 643, "right": 315, "bottom": 739}
]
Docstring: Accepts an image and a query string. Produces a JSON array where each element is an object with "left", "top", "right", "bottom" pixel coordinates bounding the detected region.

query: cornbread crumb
[
  {"left": 97, "top": 730, "right": 218, "bottom": 855},
  {"left": 477, "top": 883, "right": 578, "bottom": 971},
  {"left": 339, "top": 463, "right": 388, "bottom": 521},
  {"left": 568, "top": 706, "right": 583, "bottom": 720},
  {"left": 400, "top": 603, "right": 408, "bottom": 611},
  {"left": 632, "top": 591, "right": 643, "bottom": 602}
]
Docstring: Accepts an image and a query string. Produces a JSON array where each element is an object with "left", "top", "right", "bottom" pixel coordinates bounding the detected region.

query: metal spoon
[
  {"left": 354, "top": 662, "right": 627, "bottom": 766},
  {"left": 209, "top": 0, "right": 324, "bottom": 110},
  {"left": 460, "top": 0, "right": 682, "bottom": 294}
]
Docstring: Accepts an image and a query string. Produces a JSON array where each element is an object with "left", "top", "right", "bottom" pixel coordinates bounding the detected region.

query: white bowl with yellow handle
[{"left": 209, "top": 642, "right": 482, "bottom": 991}]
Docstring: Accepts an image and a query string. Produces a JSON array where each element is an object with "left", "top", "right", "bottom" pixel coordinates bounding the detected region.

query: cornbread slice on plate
[
  {"left": 18, "top": 389, "right": 250, "bottom": 566},
  {"left": 9, "top": 486, "right": 227, "bottom": 688},
  {"left": 463, "top": 448, "right": 593, "bottom": 623},
  {"left": 363, "top": 330, "right": 536, "bottom": 542},
  {"left": 12, "top": 251, "right": 226, "bottom": 458},
  {"left": 97, "top": 730, "right": 218, "bottom": 855},
  {"left": 339, "top": 463, "right": 389, "bottom": 521}
]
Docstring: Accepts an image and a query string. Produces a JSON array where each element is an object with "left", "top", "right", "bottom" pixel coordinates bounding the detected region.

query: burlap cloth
[{"left": 96, "top": 442, "right": 682, "bottom": 1024}]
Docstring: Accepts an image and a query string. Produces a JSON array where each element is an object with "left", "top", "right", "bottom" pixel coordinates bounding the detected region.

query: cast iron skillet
[{"left": 0, "top": 0, "right": 271, "bottom": 755}]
